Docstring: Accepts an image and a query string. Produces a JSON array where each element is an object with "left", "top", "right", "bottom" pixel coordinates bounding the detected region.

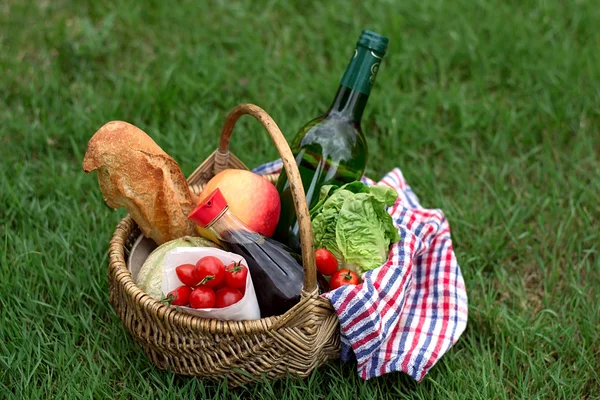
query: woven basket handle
[{"left": 215, "top": 104, "right": 317, "bottom": 295}]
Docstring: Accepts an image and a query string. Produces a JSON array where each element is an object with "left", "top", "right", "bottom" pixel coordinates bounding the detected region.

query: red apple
[{"left": 198, "top": 169, "right": 281, "bottom": 237}]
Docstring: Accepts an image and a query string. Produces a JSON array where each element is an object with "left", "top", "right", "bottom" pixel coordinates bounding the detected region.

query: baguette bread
[{"left": 82, "top": 121, "right": 196, "bottom": 245}]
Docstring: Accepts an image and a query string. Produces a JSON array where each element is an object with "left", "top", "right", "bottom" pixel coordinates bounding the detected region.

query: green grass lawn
[{"left": 2, "top": 0, "right": 599, "bottom": 398}]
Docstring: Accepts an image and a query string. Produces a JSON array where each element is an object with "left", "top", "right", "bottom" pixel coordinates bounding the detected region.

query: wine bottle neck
[
  {"left": 328, "top": 86, "right": 369, "bottom": 122},
  {"left": 330, "top": 41, "right": 385, "bottom": 122}
]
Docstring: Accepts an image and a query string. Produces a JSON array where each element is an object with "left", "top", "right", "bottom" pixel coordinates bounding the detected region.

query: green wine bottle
[{"left": 275, "top": 30, "right": 388, "bottom": 251}]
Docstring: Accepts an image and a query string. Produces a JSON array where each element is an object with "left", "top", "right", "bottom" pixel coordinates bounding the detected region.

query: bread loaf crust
[{"left": 82, "top": 121, "right": 196, "bottom": 245}]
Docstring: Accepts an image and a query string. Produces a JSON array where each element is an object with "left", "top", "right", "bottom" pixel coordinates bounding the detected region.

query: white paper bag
[{"left": 161, "top": 247, "right": 260, "bottom": 321}]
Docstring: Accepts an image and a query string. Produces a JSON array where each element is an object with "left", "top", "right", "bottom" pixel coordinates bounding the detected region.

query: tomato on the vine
[
  {"left": 166, "top": 285, "right": 192, "bottom": 306},
  {"left": 176, "top": 263, "right": 200, "bottom": 286},
  {"left": 189, "top": 286, "right": 216, "bottom": 309},
  {"left": 315, "top": 248, "right": 338, "bottom": 276},
  {"left": 193, "top": 256, "right": 225, "bottom": 288},
  {"left": 224, "top": 261, "right": 248, "bottom": 290},
  {"left": 329, "top": 269, "right": 360, "bottom": 290},
  {"left": 215, "top": 287, "right": 243, "bottom": 308}
]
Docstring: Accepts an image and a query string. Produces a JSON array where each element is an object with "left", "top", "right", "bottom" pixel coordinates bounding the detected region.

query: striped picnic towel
[{"left": 253, "top": 160, "right": 469, "bottom": 381}]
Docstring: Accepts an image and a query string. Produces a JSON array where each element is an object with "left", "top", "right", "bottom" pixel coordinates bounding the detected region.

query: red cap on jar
[{"left": 187, "top": 188, "right": 228, "bottom": 227}]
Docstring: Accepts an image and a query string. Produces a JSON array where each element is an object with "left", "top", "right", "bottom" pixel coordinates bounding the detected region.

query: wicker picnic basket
[{"left": 107, "top": 104, "right": 341, "bottom": 387}]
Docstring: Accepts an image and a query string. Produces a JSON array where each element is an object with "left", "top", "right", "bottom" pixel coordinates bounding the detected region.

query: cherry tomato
[
  {"left": 166, "top": 285, "right": 192, "bottom": 306},
  {"left": 193, "top": 256, "right": 225, "bottom": 288},
  {"left": 215, "top": 287, "right": 243, "bottom": 308},
  {"left": 329, "top": 269, "right": 360, "bottom": 290},
  {"left": 189, "top": 286, "right": 216, "bottom": 309},
  {"left": 315, "top": 248, "right": 338, "bottom": 276},
  {"left": 224, "top": 261, "right": 248, "bottom": 290},
  {"left": 175, "top": 263, "right": 200, "bottom": 286}
]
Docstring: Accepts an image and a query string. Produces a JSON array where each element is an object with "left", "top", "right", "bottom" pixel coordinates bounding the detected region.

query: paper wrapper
[{"left": 161, "top": 247, "right": 260, "bottom": 321}]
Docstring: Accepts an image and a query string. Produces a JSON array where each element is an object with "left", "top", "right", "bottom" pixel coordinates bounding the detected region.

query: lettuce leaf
[
  {"left": 310, "top": 181, "right": 400, "bottom": 274},
  {"left": 311, "top": 187, "right": 352, "bottom": 259}
]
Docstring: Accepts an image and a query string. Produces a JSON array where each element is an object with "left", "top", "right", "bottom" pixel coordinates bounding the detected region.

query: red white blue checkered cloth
[{"left": 253, "top": 160, "right": 468, "bottom": 381}]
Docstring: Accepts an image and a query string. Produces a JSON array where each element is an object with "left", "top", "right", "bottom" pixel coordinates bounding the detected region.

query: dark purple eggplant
[{"left": 223, "top": 231, "right": 326, "bottom": 318}]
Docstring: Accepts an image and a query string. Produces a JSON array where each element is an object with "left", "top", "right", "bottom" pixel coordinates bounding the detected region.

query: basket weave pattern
[{"left": 108, "top": 104, "right": 341, "bottom": 387}]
